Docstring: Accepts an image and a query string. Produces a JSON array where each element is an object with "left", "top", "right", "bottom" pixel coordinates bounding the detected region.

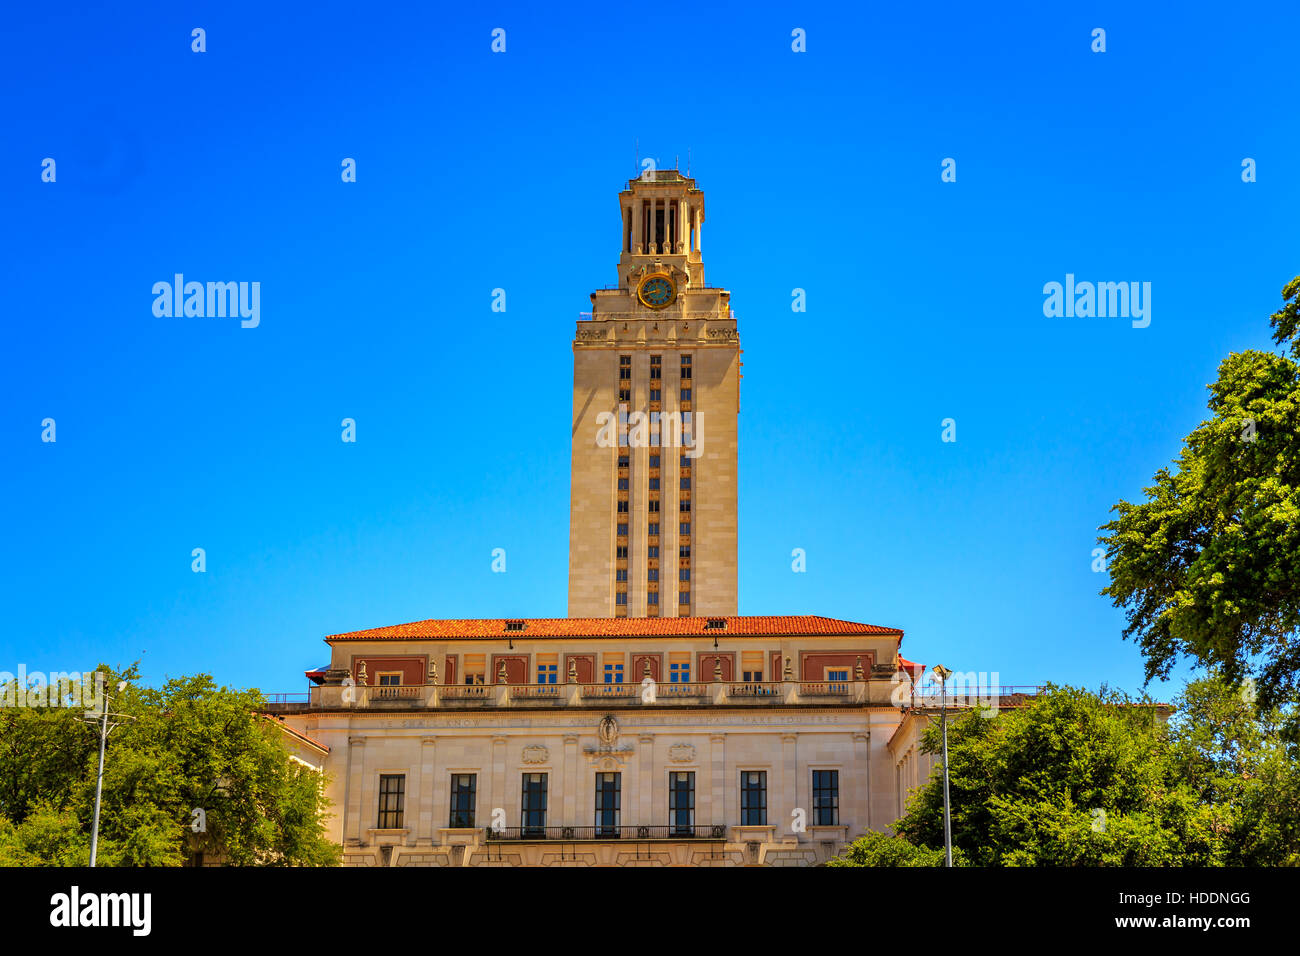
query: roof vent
[
  {"left": 504, "top": 620, "right": 526, "bottom": 632},
  {"left": 705, "top": 618, "right": 727, "bottom": 630}
]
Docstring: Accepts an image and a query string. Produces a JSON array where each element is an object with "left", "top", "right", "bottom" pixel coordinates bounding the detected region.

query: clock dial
[{"left": 638, "top": 275, "right": 675, "bottom": 309}]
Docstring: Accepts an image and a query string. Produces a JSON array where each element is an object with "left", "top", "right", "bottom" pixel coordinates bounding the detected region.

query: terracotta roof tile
[{"left": 325, "top": 615, "right": 902, "bottom": 642}]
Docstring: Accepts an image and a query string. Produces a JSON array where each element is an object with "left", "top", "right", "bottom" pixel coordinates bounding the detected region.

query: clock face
[{"left": 638, "top": 274, "right": 675, "bottom": 309}]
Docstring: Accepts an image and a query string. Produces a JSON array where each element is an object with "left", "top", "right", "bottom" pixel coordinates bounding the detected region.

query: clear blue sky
[{"left": 3, "top": 1, "right": 1297, "bottom": 700}]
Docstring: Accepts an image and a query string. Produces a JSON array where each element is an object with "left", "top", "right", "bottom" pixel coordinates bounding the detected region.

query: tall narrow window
[
  {"left": 669, "top": 771, "right": 695, "bottom": 836},
  {"left": 813, "top": 770, "right": 840, "bottom": 826},
  {"left": 595, "top": 772, "right": 621, "bottom": 836},
  {"left": 449, "top": 774, "right": 477, "bottom": 828},
  {"left": 740, "top": 771, "right": 767, "bottom": 825},
  {"left": 377, "top": 774, "right": 405, "bottom": 829},
  {"left": 521, "top": 773, "right": 548, "bottom": 836}
]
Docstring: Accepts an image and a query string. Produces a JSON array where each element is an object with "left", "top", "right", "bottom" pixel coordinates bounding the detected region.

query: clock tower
[{"left": 568, "top": 170, "right": 740, "bottom": 618}]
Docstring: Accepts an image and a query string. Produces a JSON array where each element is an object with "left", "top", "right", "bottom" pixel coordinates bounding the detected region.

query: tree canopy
[
  {"left": 1099, "top": 276, "right": 1300, "bottom": 711},
  {"left": 831, "top": 679, "right": 1299, "bottom": 866},
  {"left": 0, "top": 666, "right": 339, "bottom": 866}
]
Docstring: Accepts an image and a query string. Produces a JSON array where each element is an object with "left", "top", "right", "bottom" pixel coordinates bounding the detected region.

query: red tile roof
[{"left": 325, "top": 615, "right": 902, "bottom": 642}]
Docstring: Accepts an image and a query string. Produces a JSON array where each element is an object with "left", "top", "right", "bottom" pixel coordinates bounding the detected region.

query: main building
[{"left": 267, "top": 171, "right": 969, "bottom": 866}]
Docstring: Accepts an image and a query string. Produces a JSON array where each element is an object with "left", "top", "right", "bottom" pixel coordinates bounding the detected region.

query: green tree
[
  {"left": 1168, "top": 675, "right": 1300, "bottom": 866},
  {"left": 1098, "top": 276, "right": 1300, "bottom": 712},
  {"left": 827, "top": 830, "right": 963, "bottom": 867},
  {"left": 893, "top": 685, "right": 1223, "bottom": 866},
  {"left": 0, "top": 667, "right": 339, "bottom": 866}
]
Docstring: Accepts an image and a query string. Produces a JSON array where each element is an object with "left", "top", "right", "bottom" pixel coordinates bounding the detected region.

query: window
[
  {"left": 618, "top": 386, "right": 630, "bottom": 403},
  {"left": 679, "top": 545, "right": 690, "bottom": 559},
  {"left": 827, "top": 668, "right": 849, "bottom": 691},
  {"left": 649, "top": 477, "right": 660, "bottom": 490},
  {"left": 647, "top": 592, "right": 658, "bottom": 605},
  {"left": 648, "top": 569, "right": 658, "bottom": 582},
  {"left": 616, "top": 568, "right": 627, "bottom": 582},
  {"left": 680, "top": 455, "right": 692, "bottom": 468},
  {"left": 617, "top": 523, "right": 628, "bottom": 536},
  {"left": 679, "top": 523, "right": 690, "bottom": 536},
  {"left": 813, "top": 770, "right": 840, "bottom": 826},
  {"left": 650, "top": 389, "right": 661, "bottom": 402},
  {"left": 649, "top": 455, "right": 660, "bottom": 468},
  {"left": 377, "top": 774, "right": 405, "bottom": 829},
  {"left": 595, "top": 772, "right": 621, "bottom": 835},
  {"left": 680, "top": 477, "right": 691, "bottom": 490},
  {"left": 617, "top": 500, "right": 628, "bottom": 513},
  {"left": 465, "top": 673, "right": 485, "bottom": 686},
  {"left": 521, "top": 774, "right": 548, "bottom": 835},
  {"left": 679, "top": 501, "right": 691, "bottom": 513},
  {"left": 679, "top": 591, "right": 690, "bottom": 604},
  {"left": 376, "top": 672, "right": 401, "bottom": 686},
  {"left": 603, "top": 662, "right": 624, "bottom": 684},
  {"left": 618, "top": 478, "right": 629, "bottom": 490},
  {"left": 680, "top": 356, "right": 692, "bottom": 379},
  {"left": 615, "top": 592, "right": 627, "bottom": 606},
  {"left": 648, "top": 522, "right": 659, "bottom": 536},
  {"left": 619, "top": 356, "right": 631, "bottom": 380},
  {"left": 647, "top": 546, "right": 659, "bottom": 558},
  {"left": 449, "top": 774, "right": 477, "bottom": 828},
  {"left": 464, "top": 655, "right": 485, "bottom": 686},
  {"left": 616, "top": 546, "right": 628, "bottom": 559},
  {"left": 680, "top": 388, "right": 692, "bottom": 401},
  {"left": 618, "top": 455, "right": 629, "bottom": 469},
  {"left": 504, "top": 620, "right": 525, "bottom": 632},
  {"left": 648, "top": 500, "right": 660, "bottom": 513},
  {"left": 670, "top": 660, "right": 690, "bottom": 683},
  {"left": 679, "top": 568, "right": 691, "bottom": 581},
  {"left": 538, "top": 663, "right": 558, "bottom": 684},
  {"left": 741, "top": 771, "right": 767, "bottom": 825},
  {"left": 742, "top": 652, "right": 763, "bottom": 683},
  {"left": 650, "top": 355, "right": 662, "bottom": 379},
  {"left": 669, "top": 771, "right": 695, "bottom": 836}
]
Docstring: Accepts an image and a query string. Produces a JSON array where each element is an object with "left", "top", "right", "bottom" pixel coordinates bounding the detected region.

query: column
[
  {"left": 709, "top": 733, "right": 725, "bottom": 828},
  {"left": 345, "top": 736, "right": 366, "bottom": 844},
  {"left": 563, "top": 734, "right": 579, "bottom": 826},
  {"left": 419, "top": 738, "right": 436, "bottom": 844},
  {"left": 633, "top": 200, "right": 642, "bottom": 254},
  {"left": 781, "top": 734, "right": 797, "bottom": 838},
  {"left": 853, "top": 732, "right": 871, "bottom": 831},
  {"left": 678, "top": 199, "right": 687, "bottom": 253},
  {"left": 491, "top": 736, "right": 507, "bottom": 829},
  {"left": 638, "top": 735, "right": 654, "bottom": 826}
]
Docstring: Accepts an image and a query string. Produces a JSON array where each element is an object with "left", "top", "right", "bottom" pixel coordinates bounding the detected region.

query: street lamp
[
  {"left": 80, "top": 679, "right": 133, "bottom": 867},
  {"left": 931, "top": 664, "right": 954, "bottom": 868}
]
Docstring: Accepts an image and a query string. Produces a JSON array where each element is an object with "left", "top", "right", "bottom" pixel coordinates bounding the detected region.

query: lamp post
[
  {"left": 931, "top": 664, "right": 954, "bottom": 868},
  {"left": 81, "top": 679, "right": 132, "bottom": 867}
]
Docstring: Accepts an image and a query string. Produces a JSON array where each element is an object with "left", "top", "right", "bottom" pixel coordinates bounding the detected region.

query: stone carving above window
[
  {"left": 521, "top": 745, "right": 549, "bottom": 764},
  {"left": 668, "top": 743, "right": 696, "bottom": 763}
]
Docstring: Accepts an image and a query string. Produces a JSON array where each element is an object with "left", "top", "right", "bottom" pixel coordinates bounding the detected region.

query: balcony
[
  {"left": 269, "top": 678, "right": 892, "bottom": 713},
  {"left": 485, "top": 824, "right": 727, "bottom": 842}
]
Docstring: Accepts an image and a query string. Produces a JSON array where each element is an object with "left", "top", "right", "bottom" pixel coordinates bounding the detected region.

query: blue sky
[{"left": 2, "top": 1, "right": 1297, "bottom": 700}]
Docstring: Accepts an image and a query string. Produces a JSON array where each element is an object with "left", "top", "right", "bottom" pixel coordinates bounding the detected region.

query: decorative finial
[{"left": 357, "top": 660, "right": 368, "bottom": 685}]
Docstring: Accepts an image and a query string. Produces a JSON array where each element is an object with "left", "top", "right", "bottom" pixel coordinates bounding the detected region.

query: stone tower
[{"left": 568, "top": 170, "right": 740, "bottom": 618}]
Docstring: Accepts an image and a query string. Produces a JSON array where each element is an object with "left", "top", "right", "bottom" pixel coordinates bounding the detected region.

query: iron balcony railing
[{"left": 485, "top": 824, "right": 727, "bottom": 842}]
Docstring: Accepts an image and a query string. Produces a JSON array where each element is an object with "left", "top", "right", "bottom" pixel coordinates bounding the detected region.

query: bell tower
[{"left": 568, "top": 170, "right": 739, "bottom": 618}]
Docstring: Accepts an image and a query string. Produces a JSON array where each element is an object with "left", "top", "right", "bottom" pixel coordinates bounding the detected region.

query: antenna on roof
[
  {"left": 687, "top": 147, "right": 691, "bottom": 177},
  {"left": 635, "top": 138, "right": 639, "bottom": 179}
]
